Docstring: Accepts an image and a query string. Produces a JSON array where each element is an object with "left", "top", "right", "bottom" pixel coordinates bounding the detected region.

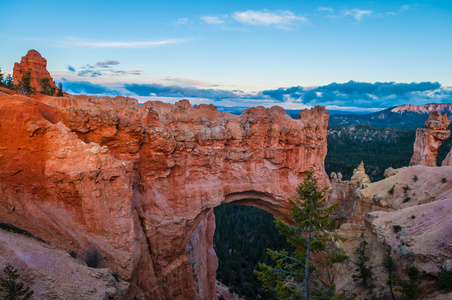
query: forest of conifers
[{"left": 213, "top": 122, "right": 452, "bottom": 300}]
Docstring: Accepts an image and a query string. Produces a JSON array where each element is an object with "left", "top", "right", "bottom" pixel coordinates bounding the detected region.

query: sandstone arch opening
[{"left": 184, "top": 192, "right": 294, "bottom": 300}]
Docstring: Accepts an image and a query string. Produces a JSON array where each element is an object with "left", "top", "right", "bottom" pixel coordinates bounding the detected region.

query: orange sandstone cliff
[
  {"left": 13, "top": 49, "right": 55, "bottom": 90},
  {"left": 0, "top": 93, "right": 330, "bottom": 299}
]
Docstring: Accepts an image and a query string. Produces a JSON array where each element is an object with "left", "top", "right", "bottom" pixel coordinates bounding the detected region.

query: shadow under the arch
[
  {"left": 183, "top": 190, "right": 294, "bottom": 299},
  {"left": 212, "top": 203, "right": 295, "bottom": 300}
]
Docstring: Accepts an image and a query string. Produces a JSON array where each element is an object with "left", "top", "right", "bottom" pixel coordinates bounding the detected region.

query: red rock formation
[
  {"left": 13, "top": 49, "right": 54, "bottom": 90},
  {"left": 0, "top": 93, "right": 330, "bottom": 299},
  {"left": 410, "top": 111, "right": 450, "bottom": 166},
  {"left": 185, "top": 209, "right": 218, "bottom": 300}
]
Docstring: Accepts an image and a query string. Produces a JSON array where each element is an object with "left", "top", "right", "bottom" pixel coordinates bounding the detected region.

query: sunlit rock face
[
  {"left": 13, "top": 49, "right": 54, "bottom": 90},
  {"left": 0, "top": 92, "right": 329, "bottom": 299},
  {"left": 410, "top": 111, "right": 450, "bottom": 167}
]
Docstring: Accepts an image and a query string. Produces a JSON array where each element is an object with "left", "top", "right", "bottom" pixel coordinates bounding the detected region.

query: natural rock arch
[
  {"left": 0, "top": 94, "right": 330, "bottom": 299},
  {"left": 184, "top": 190, "right": 294, "bottom": 300}
]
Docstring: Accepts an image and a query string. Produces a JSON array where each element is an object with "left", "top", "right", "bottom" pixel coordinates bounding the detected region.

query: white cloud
[
  {"left": 343, "top": 9, "right": 373, "bottom": 21},
  {"left": 231, "top": 10, "right": 308, "bottom": 27},
  {"left": 401, "top": 5, "right": 410, "bottom": 11},
  {"left": 200, "top": 16, "right": 225, "bottom": 24},
  {"left": 62, "top": 37, "right": 187, "bottom": 48},
  {"left": 163, "top": 76, "right": 214, "bottom": 87},
  {"left": 318, "top": 7, "right": 333, "bottom": 13},
  {"left": 176, "top": 17, "right": 188, "bottom": 25}
]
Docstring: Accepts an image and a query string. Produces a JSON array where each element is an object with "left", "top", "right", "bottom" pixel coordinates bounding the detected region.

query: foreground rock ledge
[{"left": 0, "top": 94, "right": 329, "bottom": 299}]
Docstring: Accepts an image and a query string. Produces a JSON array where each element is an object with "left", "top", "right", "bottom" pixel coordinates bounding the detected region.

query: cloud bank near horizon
[
  {"left": 62, "top": 80, "right": 452, "bottom": 111},
  {"left": 259, "top": 81, "right": 451, "bottom": 108}
]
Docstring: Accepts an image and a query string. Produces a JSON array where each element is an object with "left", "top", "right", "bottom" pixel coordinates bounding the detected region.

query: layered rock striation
[
  {"left": 13, "top": 49, "right": 54, "bottom": 90},
  {"left": 0, "top": 93, "right": 330, "bottom": 299}
]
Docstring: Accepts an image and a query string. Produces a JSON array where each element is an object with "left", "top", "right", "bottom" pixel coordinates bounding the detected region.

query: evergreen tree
[
  {"left": 5, "top": 75, "right": 14, "bottom": 90},
  {"left": 0, "top": 264, "right": 34, "bottom": 300},
  {"left": 382, "top": 253, "right": 397, "bottom": 300},
  {"left": 57, "top": 82, "right": 64, "bottom": 97},
  {"left": 39, "top": 77, "right": 55, "bottom": 95},
  {"left": 396, "top": 266, "right": 422, "bottom": 300},
  {"left": 352, "top": 234, "right": 373, "bottom": 288},
  {"left": 255, "top": 170, "right": 349, "bottom": 300},
  {"left": 17, "top": 69, "right": 35, "bottom": 96},
  {"left": 0, "top": 68, "right": 4, "bottom": 87}
]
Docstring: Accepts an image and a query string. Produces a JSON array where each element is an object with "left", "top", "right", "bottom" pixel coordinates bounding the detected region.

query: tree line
[{"left": 0, "top": 67, "right": 63, "bottom": 97}]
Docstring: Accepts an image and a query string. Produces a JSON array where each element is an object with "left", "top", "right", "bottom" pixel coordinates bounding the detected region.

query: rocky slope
[
  {"left": 0, "top": 91, "right": 329, "bottom": 299},
  {"left": 327, "top": 114, "right": 452, "bottom": 299},
  {"left": 0, "top": 229, "right": 129, "bottom": 299},
  {"left": 331, "top": 165, "right": 452, "bottom": 299}
]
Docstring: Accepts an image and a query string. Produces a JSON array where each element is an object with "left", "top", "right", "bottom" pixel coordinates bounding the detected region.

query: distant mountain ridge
[
  {"left": 391, "top": 103, "right": 452, "bottom": 114},
  {"left": 329, "top": 103, "right": 452, "bottom": 130}
]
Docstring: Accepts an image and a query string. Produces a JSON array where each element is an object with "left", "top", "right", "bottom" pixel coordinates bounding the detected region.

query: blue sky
[{"left": 1, "top": 0, "right": 451, "bottom": 112}]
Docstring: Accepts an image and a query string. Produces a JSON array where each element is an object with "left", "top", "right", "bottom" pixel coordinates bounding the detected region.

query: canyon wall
[{"left": 0, "top": 93, "right": 330, "bottom": 299}]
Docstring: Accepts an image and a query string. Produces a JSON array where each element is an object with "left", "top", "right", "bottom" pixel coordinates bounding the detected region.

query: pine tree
[
  {"left": 17, "top": 69, "right": 35, "bottom": 96},
  {"left": 383, "top": 253, "right": 397, "bottom": 300},
  {"left": 352, "top": 234, "right": 373, "bottom": 288},
  {"left": 0, "top": 68, "right": 4, "bottom": 87},
  {"left": 5, "top": 75, "right": 14, "bottom": 90},
  {"left": 57, "top": 82, "right": 64, "bottom": 97},
  {"left": 255, "top": 170, "right": 350, "bottom": 300},
  {"left": 39, "top": 77, "right": 55, "bottom": 95},
  {"left": 0, "top": 264, "right": 34, "bottom": 300},
  {"left": 396, "top": 266, "right": 422, "bottom": 300}
]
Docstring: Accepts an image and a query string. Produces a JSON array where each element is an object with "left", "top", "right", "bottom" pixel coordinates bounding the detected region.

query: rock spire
[
  {"left": 13, "top": 49, "right": 54, "bottom": 90},
  {"left": 410, "top": 111, "right": 450, "bottom": 166}
]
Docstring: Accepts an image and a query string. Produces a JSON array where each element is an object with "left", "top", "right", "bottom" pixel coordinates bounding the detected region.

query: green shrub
[
  {"left": 413, "top": 175, "right": 418, "bottom": 182},
  {"left": 388, "top": 185, "right": 395, "bottom": 195},
  {"left": 85, "top": 247, "right": 103, "bottom": 268},
  {"left": 396, "top": 266, "right": 422, "bottom": 300},
  {"left": 393, "top": 225, "right": 402, "bottom": 233},
  {"left": 435, "top": 269, "right": 452, "bottom": 291},
  {"left": 441, "top": 178, "right": 447, "bottom": 183},
  {"left": 0, "top": 264, "right": 34, "bottom": 299}
]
